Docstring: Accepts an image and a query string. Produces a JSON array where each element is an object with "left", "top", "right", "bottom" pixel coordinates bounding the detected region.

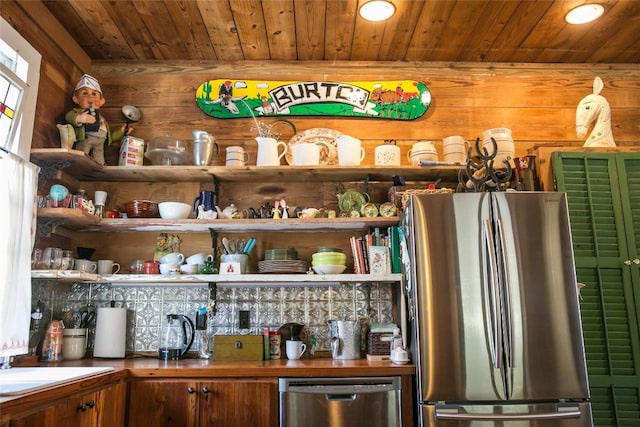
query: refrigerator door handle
[
  {"left": 435, "top": 405, "right": 582, "bottom": 421},
  {"left": 496, "top": 219, "right": 515, "bottom": 368},
  {"left": 483, "top": 219, "right": 502, "bottom": 369}
]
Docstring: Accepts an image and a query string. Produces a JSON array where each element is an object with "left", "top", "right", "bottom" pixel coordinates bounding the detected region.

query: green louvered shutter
[{"left": 553, "top": 152, "right": 640, "bottom": 427}]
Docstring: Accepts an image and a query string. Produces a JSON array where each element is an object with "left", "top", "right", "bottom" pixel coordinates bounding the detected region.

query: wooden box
[{"left": 213, "top": 335, "right": 265, "bottom": 361}]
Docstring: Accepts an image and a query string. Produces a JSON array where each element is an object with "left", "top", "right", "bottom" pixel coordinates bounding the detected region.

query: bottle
[
  {"left": 390, "top": 327, "right": 403, "bottom": 352},
  {"left": 269, "top": 329, "right": 281, "bottom": 359},
  {"left": 263, "top": 328, "right": 271, "bottom": 360},
  {"left": 196, "top": 306, "right": 211, "bottom": 359},
  {"left": 40, "top": 320, "right": 64, "bottom": 362}
]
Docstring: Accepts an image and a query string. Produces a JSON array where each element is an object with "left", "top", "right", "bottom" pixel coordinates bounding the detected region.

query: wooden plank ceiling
[{"left": 40, "top": 0, "right": 639, "bottom": 63}]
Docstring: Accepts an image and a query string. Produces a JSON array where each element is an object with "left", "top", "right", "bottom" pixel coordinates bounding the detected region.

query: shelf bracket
[
  {"left": 363, "top": 174, "right": 371, "bottom": 196},
  {"left": 208, "top": 282, "right": 217, "bottom": 316},
  {"left": 211, "top": 175, "right": 220, "bottom": 207},
  {"left": 36, "top": 218, "right": 65, "bottom": 239},
  {"left": 209, "top": 228, "right": 218, "bottom": 262},
  {"left": 37, "top": 160, "right": 72, "bottom": 190}
]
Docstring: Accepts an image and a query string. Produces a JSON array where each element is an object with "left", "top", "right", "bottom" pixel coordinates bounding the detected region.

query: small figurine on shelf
[{"left": 65, "top": 74, "right": 126, "bottom": 165}]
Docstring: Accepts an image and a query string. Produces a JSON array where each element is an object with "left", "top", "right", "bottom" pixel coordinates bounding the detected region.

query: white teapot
[{"left": 217, "top": 204, "right": 243, "bottom": 219}]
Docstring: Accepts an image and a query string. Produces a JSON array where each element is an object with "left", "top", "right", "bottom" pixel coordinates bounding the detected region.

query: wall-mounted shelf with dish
[
  {"left": 38, "top": 208, "right": 100, "bottom": 228},
  {"left": 31, "top": 148, "right": 462, "bottom": 183},
  {"left": 91, "top": 273, "right": 403, "bottom": 287},
  {"left": 82, "top": 217, "right": 399, "bottom": 233},
  {"left": 31, "top": 148, "right": 414, "bottom": 285},
  {"left": 31, "top": 269, "right": 100, "bottom": 282}
]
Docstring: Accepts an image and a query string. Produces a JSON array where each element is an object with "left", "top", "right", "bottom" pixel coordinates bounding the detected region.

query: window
[
  {"left": 0, "top": 17, "right": 41, "bottom": 360},
  {"left": 0, "top": 17, "right": 41, "bottom": 159}
]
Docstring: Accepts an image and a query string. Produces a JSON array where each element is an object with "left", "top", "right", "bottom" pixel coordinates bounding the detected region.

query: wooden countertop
[
  {"left": 79, "top": 357, "right": 415, "bottom": 378},
  {"left": 1, "top": 357, "right": 415, "bottom": 413}
]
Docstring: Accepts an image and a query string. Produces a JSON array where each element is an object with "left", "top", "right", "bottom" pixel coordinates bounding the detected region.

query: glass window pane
[
  {"left": 15, "top": 56, "right": 28, "bottom": 82},
  {"left": 5, "top": 84, "right": 20, "bottom": 110}
]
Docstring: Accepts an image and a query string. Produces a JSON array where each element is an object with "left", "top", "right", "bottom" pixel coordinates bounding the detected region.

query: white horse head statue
[{"left": 576, "top": 76, "right": 616, "bottom": 147}]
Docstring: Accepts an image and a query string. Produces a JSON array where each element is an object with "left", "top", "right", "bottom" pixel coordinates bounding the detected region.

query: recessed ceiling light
[
  {"left": 565, "top": 4, "right": 605, "bottom": 24},
  {"left": 359, "top": 1, "right": 396, "bottom": 22}
]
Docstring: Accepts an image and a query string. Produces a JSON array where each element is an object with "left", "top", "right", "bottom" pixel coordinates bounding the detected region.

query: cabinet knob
[
  {"left": 633, "top": 259, "right": 640, "bottom": 265},
  {"left": 202, "top": 386, "right": 209, "bottom": 394},
  {"left": 187, "top": 387, "right": 195, "bottom": 394},
  {"left": 77, "top": 404, "right": 87, "bottom": 412},
  {"left": 86, "top": 400, "right": 95, "bottom": 409},
  {"left": 624, "top": 259, "right": 632, "bottom": 266}
]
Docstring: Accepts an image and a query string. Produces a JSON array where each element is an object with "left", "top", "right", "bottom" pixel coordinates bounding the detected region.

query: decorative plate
[{"left": 286, "top": 128, "right": 342, "bottom": 165}]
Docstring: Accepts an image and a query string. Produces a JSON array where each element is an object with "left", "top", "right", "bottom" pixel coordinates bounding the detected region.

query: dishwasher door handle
[{"left": 326, "top": 393, "right": 357, "bottom": 401}]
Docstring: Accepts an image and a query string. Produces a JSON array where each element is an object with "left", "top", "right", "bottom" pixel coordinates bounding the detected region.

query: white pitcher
[{"left": 256, "top": 137, "right": 287, "bottom": 166}]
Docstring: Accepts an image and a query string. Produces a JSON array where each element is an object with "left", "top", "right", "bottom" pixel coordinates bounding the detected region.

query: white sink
[{"left": 0, "top": 366, "right": 114, "bottom": 396}]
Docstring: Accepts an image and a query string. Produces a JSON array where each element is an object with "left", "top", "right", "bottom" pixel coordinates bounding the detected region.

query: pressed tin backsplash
[{"left": 32, "top": 282, "right": 394, "bottom": 355}]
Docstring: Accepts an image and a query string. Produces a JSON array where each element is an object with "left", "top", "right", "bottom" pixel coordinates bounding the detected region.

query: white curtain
[{"left": 0, "top": 153, "right": 39, "bottom": 357}]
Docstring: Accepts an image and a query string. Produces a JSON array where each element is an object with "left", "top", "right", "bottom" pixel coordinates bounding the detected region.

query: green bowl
[{"left": 317, "top": 247, "right": 343, "bottom": 253}]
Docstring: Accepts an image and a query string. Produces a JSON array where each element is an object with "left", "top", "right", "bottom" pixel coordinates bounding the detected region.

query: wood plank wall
[
  {"left": 4, "top": 0, "right": 639, "bottom": 161},
  {"left": 4, "top": 0, "right": 640, "bottom": 265},
  {"left": 61, "top": 62, "right": 640, "bottom": 165}
]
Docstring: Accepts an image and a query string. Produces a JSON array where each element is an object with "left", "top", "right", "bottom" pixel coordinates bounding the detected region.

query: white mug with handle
[{"left": 285, "top": 340, "right": 307, "bottom": 360}]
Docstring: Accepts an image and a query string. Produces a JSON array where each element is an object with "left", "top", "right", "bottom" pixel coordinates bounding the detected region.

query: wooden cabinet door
[
  {"left": 198, "top": 379, "right": 278, "bottom": 427},
  {"left": 127, "top": 380, "right": 198, "bottom": 427},
  {"left": 96, "top": 381, "right": 126, "bottom": 427},
  {"left": 11, "top": 391, "right": 98, "bottom": 427}
]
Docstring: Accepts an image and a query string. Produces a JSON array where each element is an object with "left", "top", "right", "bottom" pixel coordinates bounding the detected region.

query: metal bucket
[{"left": 328, "top": 320, "right": 362, "bottom": 360}]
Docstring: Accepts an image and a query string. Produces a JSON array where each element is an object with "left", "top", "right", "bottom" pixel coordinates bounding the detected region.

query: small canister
[
  {"left": 269, "top": 330, "right": 281, "bottom": 359},
  {"left": 143, "top": 260, "right": 160, "bottom": 274},
  {"left": 62, "top": 328, "right": 87, "bottom": 360}
]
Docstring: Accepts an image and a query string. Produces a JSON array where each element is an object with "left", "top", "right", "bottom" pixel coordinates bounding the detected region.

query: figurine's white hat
[{"left": 74, "top": 74, "right": 102, "bottom": 94}]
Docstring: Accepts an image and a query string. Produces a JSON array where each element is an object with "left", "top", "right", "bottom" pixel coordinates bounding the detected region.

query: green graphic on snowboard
[{"left": 196, "top": 79, "right": 431, "bottom": 120}]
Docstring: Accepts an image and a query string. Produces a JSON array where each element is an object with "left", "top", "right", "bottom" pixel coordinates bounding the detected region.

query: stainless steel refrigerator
[{"left": 400, "top": 192, "right": 592, "bottom": 426}]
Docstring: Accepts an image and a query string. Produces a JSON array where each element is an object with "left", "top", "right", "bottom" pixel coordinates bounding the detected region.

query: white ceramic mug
[
  {"left": 75, "top": 259, "right": 97, "bottom": 273},
  {"left": 286, "top": 340, "right": 307, "bottom": 360},
  {"left": 220, "top": 253, "right": 249, "bottom": 274},
  {"left": 442, "top": 136, "right": 468, "bottom": 163},
  {"left": 292, "top": 143, "right": 320, "bottom": 166},
  {"left": 407, "top": 141, "right": 438, "bottom": 165},
  {"left": 226, "top": 146, "right": 250, "bottom": 167},
  {"left": 337, "top": 135, "right": 365, "bottom": 166},
  {"left": 186, "top": 253, "right": 214, "bottom": 265},
  {"left": 159, "top": 263, "right": 180, "bottom": 275},
  {"left": 180, "top": 264, "right": 200, "bottom": 274},
  {"left": 256, "top": 137, "right": 287, "bottom": 166},
  {"left": 374, "top": 143, "right": 401, "bottom": 166},
  {"left": 98, "top": 259, "right": 120, "bottom": 275},
  {"left": 159, "top": 252, "right": 185, "bottom": 265}
]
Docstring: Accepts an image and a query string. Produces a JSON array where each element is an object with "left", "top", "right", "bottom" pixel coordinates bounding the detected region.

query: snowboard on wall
[{"left": 195, "top": 79, "right": 431, "bottom": 120}]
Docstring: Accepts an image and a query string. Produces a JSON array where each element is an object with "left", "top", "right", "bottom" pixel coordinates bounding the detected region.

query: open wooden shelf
[
  {"left": 84, "top": 216, "right": 399, "bottom": 233},
  {"left": 31, "top": 148, "right": 462, "bottom": 183},
  {"left": 94, "top": 273, "right": 402, "bottom": 287}
]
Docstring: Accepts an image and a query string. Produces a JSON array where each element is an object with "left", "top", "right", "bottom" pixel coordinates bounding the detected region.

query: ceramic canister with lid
[
  {"left": 374, "top": 143, "right": 401, "bottom": 166},
  {"left": 407, "top": 141, "right": 438, "bottom": 165},
  {"left": 482, "top": 128, "right": 515, "bottom": 167}
]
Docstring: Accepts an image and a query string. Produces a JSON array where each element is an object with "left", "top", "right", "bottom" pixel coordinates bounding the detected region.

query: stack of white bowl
[{"left": 311, "top": 248, "right": 347, "bottom": 274}]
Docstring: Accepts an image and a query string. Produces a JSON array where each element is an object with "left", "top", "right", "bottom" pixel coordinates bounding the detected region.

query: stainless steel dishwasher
[{"left": 279, "top": 376, "right": 402, "bottom": 427}]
